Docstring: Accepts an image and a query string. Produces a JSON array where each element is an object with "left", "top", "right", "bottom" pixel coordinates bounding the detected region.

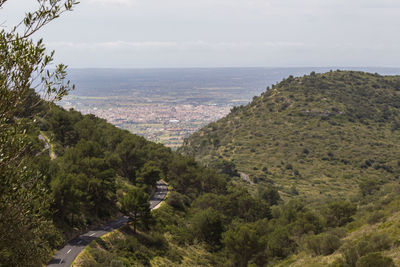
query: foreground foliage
[{"left": 0, "top": 0, "right": 77, "bottom": 265}]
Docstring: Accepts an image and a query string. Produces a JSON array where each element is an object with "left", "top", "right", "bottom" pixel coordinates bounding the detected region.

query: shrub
[
  {"left": 136, "top": 231, "right": 169, "bottom": 253},
  {"left": 356, "top": 252, "right": 395, "bottom": 267},
  {"left": 340, "top": 233, "right": 393, "bottom": 266},
  {"left": 166, "top": 192, "right": 187, "bottom": 211},
  {"left": 190, "top": 208, "right": 224, "bottom": 249},
  {"left": 257, "top": 186, "right": 281, "bottom": 206},
  {"left": 359, "top": 179, "right": 379, "bottom": 196},
  {"left": 324, "top": 201, "right": 357, "bottom": 227},
  {"left": 369, "top": 233, "right": 392, "bottom": 251},
  {"left": 166, "top": 247, "right": 182, "bottom": 263},
  {"left": 321, "top": 234, "right": 342, "bottom": 255},
  {"left": 267, "top": 227, "right": 297, "bottom": 258},
  {"left": 305, "top": 233, "right": 341, "bottom": 256},
  {"left": 366, "top": 211, "right": 384, "bottom": 225}
]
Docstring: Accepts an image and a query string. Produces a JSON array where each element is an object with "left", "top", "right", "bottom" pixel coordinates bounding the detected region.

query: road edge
[{"left": 71, "top": 180, "right": 169, "bottom": 266}]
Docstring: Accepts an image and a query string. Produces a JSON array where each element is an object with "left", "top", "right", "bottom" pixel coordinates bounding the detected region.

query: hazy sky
[{"left": 2, "top": 0, "right": 400, "bottom": 68}]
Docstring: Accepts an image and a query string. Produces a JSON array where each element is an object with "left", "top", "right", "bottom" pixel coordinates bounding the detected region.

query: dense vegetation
[
  {"left": 0, "top": 1, "right": 234, "bottom": 265},
  {"left": 175, "top": 71, "right": 400, "bottom": 265},
  {"left": 180, "top": 71, "right": 400, "bottom": 202},
  {"left": 3, "top": 93, "right": 245, "bottom": 266},
  {"left": 3, "top": 1, "right": 400, "bottom": 266},
  {"left": 8, "top": 68, "right": 400, "bottom": 266},
  {"left": 0, "top": 0, "right": 78, "bottom": 265}
]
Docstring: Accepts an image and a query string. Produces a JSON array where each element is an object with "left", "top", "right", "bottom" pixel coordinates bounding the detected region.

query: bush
[
  {"left": 340, "top": 233, "right": 393, "bottom": 266},
  {"left": 257, "top": 186, "right": 281, "bottom": 206},
  {"left": 356, "top": 252, "right": 395, "bottom": 267},
  {"left": 369, "top": 233, "right": 392, "bottom": 251},
  {"left": 166, "top": 247, "right": 182, "bottom": 263},
  {"left": 359, "top": 179, "right": 380, "bottom": 196},
  {"left": 305, "top": 233, "right": 341, "bottom": 256},
  {"left": 324, "top": 201, "right": 357, "bottom": 227},
  {"left": 321, "top": 234, "right": 341, "bottom": 255},
  {"left": 267, "top": 227, "right": 297, "bottom": 258},
  {"left": 166, "top": 192, "right": 188, "bottom": 211},
  {"left": 366, "top": 211, "right": 384, "bottom": 225},
  {"left": 286, "top": 164, "right": 293, "bottom": 170},
  {"left": 190, "top": 208, "right": 224, "bottom": 249},
  {"left": 341, "top": 244, "right": 359, "bottom": 267}
]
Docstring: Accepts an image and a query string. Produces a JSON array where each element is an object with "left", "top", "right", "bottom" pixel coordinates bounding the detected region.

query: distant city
[{"left": 60, "top": 67, "right": 400, "bottom": 148}]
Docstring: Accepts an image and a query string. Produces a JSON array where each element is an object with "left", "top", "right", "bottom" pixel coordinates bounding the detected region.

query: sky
[{"left": 2, "top": 0, "right": 400, "bottom": 68}]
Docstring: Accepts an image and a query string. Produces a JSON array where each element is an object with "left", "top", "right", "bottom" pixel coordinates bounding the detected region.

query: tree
[
  {"left": 257, "top": 185, "right": 281, "bottom": 206},
  {"left": 116, "top": 136, "right": 145, "bottom": 183},
  {"left": 121, "top": 188, "right": 151, "bottom": 233},
  {"left": 136, "top": 161, "right": 161, "bottom": 188},
  {"left": 222, "top": 223, "right": 266, "bottom": 267},
  {"left": 266, "top": 226, "right": 296, "bottom": 258},
  {"left": 190, "top": 208, "right": 224, "bottom": 250},
  {"left": 0, "top": 0, "right": 77, "bottom": 264},
  {"left": 51, "top": 172, "right": 84, "bottom": 226}
]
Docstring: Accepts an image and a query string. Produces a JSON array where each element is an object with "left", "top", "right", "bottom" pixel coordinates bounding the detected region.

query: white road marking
[{"left": 49, "top": 182, "right": 168, "bottom": 266}]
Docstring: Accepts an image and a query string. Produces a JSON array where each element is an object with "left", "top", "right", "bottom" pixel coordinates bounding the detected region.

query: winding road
[
  {"left": 47, "top": 180, "right": 168, "bottom": 267},
  {"left": 39, "top": 133, "right": 56, "bottom": 160}
]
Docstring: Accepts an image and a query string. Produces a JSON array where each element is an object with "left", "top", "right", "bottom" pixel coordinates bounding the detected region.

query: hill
[
  {"left": 179, "top": 70, "right": 400, "bottom": 202},
  {"left": 6, "top": 70, "right": 400, "bottom": 267},
  {"left": 1, "top": 91, "right": 233, "bottom": 265}
]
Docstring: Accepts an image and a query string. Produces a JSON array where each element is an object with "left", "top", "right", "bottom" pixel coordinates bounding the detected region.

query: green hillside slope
[
  {"left": 180, "top": 71, "right": 400, "bottom": 202},
  {"left": 1, "top": 94, "right": 232, "bottom": 265}
]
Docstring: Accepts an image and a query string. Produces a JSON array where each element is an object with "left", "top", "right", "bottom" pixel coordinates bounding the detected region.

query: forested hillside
[
  {"left": 70, "top": 71, "right": 400, "bottom": 267},
  {"left": 6, "top": 65, "right": 400, "bottom": 266},
  {"left": 176, "top": 70, "right": 400, "bottom": 266},
  {"left": 180, "top": 71, "right": 400, "bottom": 201},
  {"left": 0, "top": 1, "right": 275, "bottom": 265},
  {"left": 1, "top": 90, "right": 241, "bottom": 266}
]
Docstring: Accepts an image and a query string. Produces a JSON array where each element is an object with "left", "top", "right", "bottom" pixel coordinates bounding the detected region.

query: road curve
[
  {"left": 47, "top": 180, "right": 168, "bottom": 267},
  {"left": 39, "top": 133, "right": 56, "bottom": 160}
]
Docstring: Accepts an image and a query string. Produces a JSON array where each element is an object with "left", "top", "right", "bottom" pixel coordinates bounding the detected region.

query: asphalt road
[
  {"left": 149, "top": 180, "right": 168, "bottom": 209},
  {"left": 47, "top": 180, "right": 168, "bottom": 267},
  {"left": 39, "top": 133, "right": 56, "bottom": 160}
]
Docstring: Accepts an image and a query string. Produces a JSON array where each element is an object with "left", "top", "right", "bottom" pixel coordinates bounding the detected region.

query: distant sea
[{"left": 65, "top": 67, "right": 400, "bottom": 105}]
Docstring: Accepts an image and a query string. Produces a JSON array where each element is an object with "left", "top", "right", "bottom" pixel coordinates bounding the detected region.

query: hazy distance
[{"left": 61, "top": 67, "right": 400, "bottom": 147}]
